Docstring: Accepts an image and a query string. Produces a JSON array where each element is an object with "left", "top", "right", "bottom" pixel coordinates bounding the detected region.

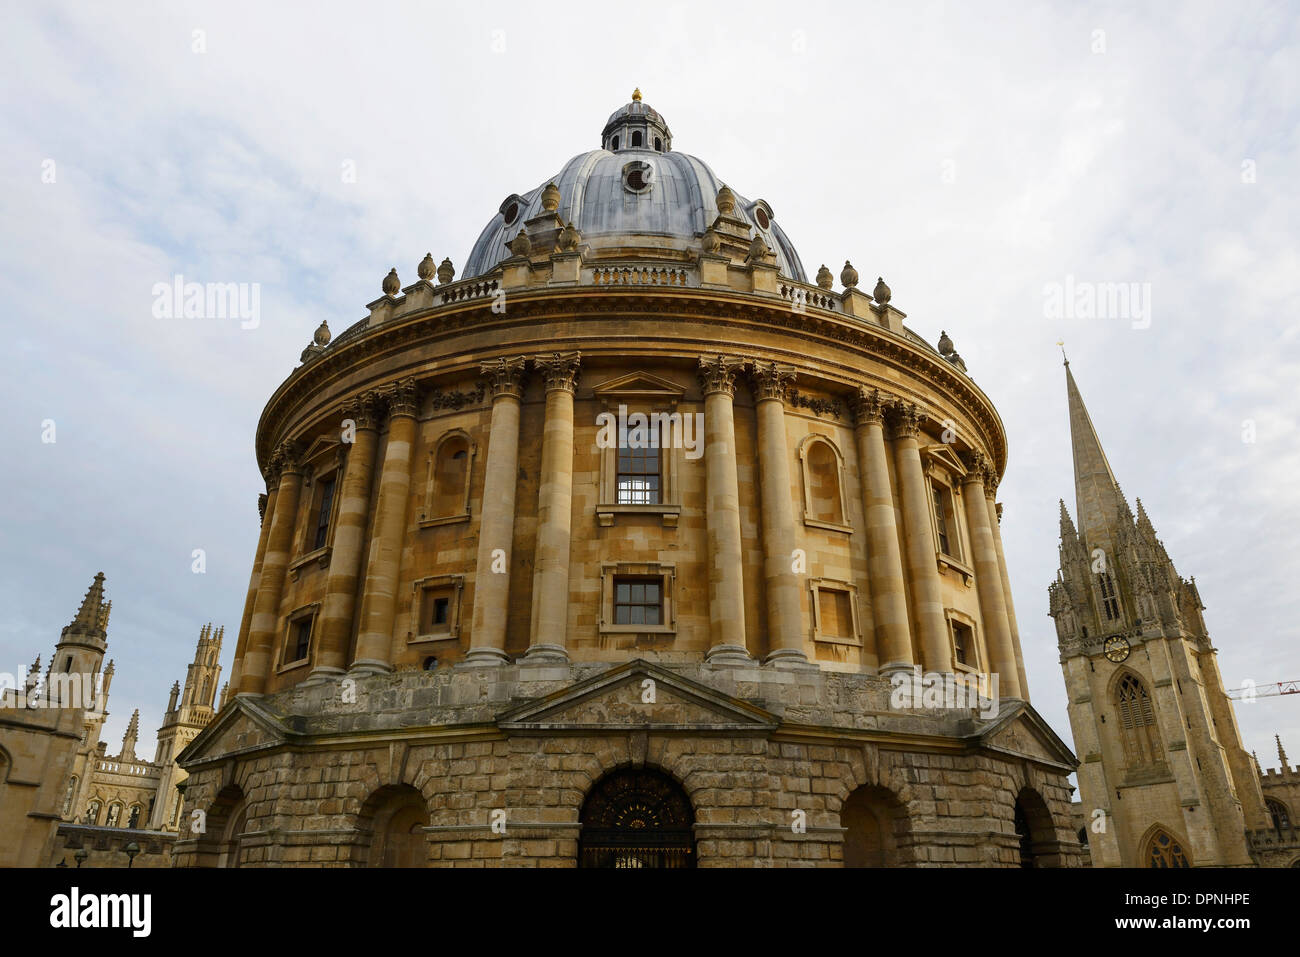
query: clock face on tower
[{"left": 1103, "top": 635, "right": 1131, "bottom": 663}]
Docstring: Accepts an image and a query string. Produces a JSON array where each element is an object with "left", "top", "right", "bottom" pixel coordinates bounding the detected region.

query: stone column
[
  {"left": 464, "top": 357, "right": 527, "bottom": 666},
  {"left": 229, "top": 484, "right": 277, "bottom": 692},
  {"left": 525, "top": 352, "right": 581, "bottom": 661},
  {"left": 960, "top": 453, "right": 1021, "bottom": 698},
  {"left": 750, "top": 361, "right": 809, "bottom": 667},
  {"left": 698, "top": 356, "right": 750, "bottom": 663},
  {"left": 890, "top": 403, "right": 952, "bottom": 673},
  {"left": 351, "top": 379, "right": 419, "bottom": 675},
  {"left": 986, "top": 494, "right": 1030, "bottom": 700},
  {"left": 308, "top": 392, "right": 381, "bottom": 682},
  {"left": 850, "top": 388, "right": 913, "bottom": 674},
  {"left": 238, "top": 441, "right": 304, "bottom": 695}
]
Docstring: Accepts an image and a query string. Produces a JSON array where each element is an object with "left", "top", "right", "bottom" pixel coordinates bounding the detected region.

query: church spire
[
  {"left": 1065, "top": 362, "right": 1124, "bottom": 549},
  {"left": 70, "top": 572, "right": 107, "bottom": 630}
]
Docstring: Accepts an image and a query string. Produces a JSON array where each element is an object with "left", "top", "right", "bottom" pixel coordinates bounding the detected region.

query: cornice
[{"left": 254, "top": 287, "right": 1008, "bottom": 475}]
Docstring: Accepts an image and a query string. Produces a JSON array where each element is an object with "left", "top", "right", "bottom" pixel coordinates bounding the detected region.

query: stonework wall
[{"left": 175, "top": 662, "right": 1081, "bottom": 868}]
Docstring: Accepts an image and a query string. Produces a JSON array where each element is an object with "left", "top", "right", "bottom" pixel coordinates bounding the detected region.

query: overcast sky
[{"left": 1, "top": 1, "right": 1296, "bottom": 773}]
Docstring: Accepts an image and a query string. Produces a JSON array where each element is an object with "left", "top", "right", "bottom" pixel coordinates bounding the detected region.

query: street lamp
[
  {"left": 74, "top": 848, "right": 88, "bottom": 868},
  {"left": 124, "top": 842, "right": 140, "bottom": 868}
]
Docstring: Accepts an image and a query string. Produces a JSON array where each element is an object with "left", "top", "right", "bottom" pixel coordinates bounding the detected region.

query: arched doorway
[
  {"left": 578, "top": 767, "right": 695, "bottom": 868},
  {"left": 1013, "top": 788, "right": 1058, "bottom": 868},
  {"left": 841, "top": 785, "right": 908, "bottom": 867},
  {"left": 362, "top": 785, "right": 428, "bottom": 868},
  {"left": 219, "top": 803, "right": 248, "bottom": 869}
]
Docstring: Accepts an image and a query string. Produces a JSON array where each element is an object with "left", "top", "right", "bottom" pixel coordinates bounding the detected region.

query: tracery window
[
  {"left": 1146, "top": 829, "right": 1189, "bottom": 868},
  {"left": 1267, "top": 799, "right": 1292, "bottom": 833},
  {"left": 1116, "top": 673, "right": 1163, "bottom": 767}
]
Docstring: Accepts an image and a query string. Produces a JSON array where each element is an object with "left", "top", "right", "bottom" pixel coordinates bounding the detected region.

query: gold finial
[
  {"left": 631, "top": 87, "right": 642, "bottom": 102},
  {"left": 1056, "top": 338, "right": 1068, "bottom": 366}
]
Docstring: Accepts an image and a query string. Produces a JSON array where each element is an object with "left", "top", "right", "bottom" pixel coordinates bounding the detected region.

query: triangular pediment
[
  {"left": 300, "top": 435, "right": 342, "bottom": 467},
  {"left": 921, "top": 444, "right": 968, "bottom": 478},
  {"left": 591, "top": 371, "right": 687, "bottom": 403},
  {"left": 973, "top": 700, "right": 1077, "bottom": 769},
  {"left": 498, "top": 659, "right": 778, "bottom": 733},
  {"left": 176, "top": 696, "right": 290, "bottom": 767}
]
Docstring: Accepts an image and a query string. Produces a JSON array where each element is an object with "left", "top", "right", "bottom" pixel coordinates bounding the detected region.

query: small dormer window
[{"left": 631, "top": 130, "right": 643, "bottom": 148}]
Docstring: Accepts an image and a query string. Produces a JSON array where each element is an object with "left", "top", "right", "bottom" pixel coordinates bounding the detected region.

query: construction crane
[{"left": 1227, "top": 679, "right": 1300, "bottom": 700}]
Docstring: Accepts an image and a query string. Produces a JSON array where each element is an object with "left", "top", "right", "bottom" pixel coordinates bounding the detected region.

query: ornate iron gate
[{"left": 578, "top": 768, "right": 696, "bottom": 869}]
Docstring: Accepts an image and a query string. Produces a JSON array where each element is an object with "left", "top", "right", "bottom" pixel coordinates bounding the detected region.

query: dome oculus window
[
  {"left": 750, "top": 199, "right": 774, "bottom": 231},
  {"left": 500, "top": 194, "right": 524, "bottom": 226},
  {"left": 622, "top": 161, "right": 654, "bottom": 194}
]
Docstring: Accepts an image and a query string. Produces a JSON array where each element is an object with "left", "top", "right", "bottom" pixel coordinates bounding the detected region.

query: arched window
[
  {"left": 654, "top": 137, "right": 663, "bottom": 151},
  {"left": 1146, "top": 828, "right": 1190, "bottom": 867},
  {"left": 105, "top": 803, "right": 122, "bottom": 828},
  {"left": 425, "top": 433, "right": 472, "bottom": 521},
  {"left": 85, "top": 801, "right": 101, "bottom": 826},
  {"left": 1097, "top": 571, "right": 1120, "bottom": 620},
  {"left": 62, "top": 776, "right": 78, "bottom": 818},
  {"left": 631, "top": 130, "right": 643, "bottom": 147},
  {"left": 127, "top": 805, "right": 142, "bottom": 829},
  {"left": 612, "top": 135, "right": 619, "bottom": 150},
  {"left": 841, "top": 785, "right": 909, "bottom": 867},
  {"left": 1267, "top": 799, "right": 1292, "bottom": 833},
  {"left": 799, "top": 436, "right": 849, "bottom": 529},
  {"left": 1115, "top": 673, "right": 1163, "bottom": 767},
  {"left": 201, "top": 677, "right": 211, "bottom": 707}
]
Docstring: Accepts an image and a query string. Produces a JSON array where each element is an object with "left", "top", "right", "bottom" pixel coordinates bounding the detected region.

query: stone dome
[{"left": 464, "top": 94, "right": 807, "bottom": 283}]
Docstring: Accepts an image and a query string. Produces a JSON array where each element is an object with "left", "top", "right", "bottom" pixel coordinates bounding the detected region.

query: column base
[
  {"left": 347, "top": 659, "right": 394, "bottom": 677},
  {"left": 522, "top": 643, "right": 569, "bottom": 663},
  {"left": 878, "top": 661, "right": 918, "bottom": 680},
  {"left": 303, "top": 665, "right": 347, "bottom": 686},
  {"left": 705, "top": 644, "right": 754, "bottom": 666},
  {"left": 763, "top": 648, "right": 819, "bottom": 671},
  {"left": 457, "top": 647, "right": 511, "bottom": 668}
]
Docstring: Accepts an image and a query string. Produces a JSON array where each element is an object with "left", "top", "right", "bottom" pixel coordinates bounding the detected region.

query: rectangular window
[
  {"left": 614, "top": 577, "right": 662, "bottom": 626},
  {"left": 289, "top": 618, "right": 312, "bottom": 662},
  {"left": 952, "top": 620, "right": 974, "bottom": 666},
  {"left": 432, "top": 597, "right": 449, "bottom": 626},
  {"left": 313, "top": 476, "right": 336, "bottom": 550},
  {"left": 932, "top": 484, "right": 952, "bottom": 556},
  {"left": 616, "top": 429, "right": 661, "bottom": 505},
  {"left": 816, "top": 588, "right": 854, "bottom": 640}
]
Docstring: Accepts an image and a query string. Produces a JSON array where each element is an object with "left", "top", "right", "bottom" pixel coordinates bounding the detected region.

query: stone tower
[
  {"left": 148, "top": 624, "right": 223, "bottom": 829},
  {"left": 1048, "top": 361, "right": 1268, "bottom": 866}
]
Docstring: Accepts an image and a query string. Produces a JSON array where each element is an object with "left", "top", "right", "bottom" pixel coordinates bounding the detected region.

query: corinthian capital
[
  {"left": 849, "top": 386, "right": 888, "bottom": 425},
  {"left": 532, "top": 351, "right": 581, "bottom": 393},
  {"left": 697, "top": 355, "right": 745, "bottom": 398},
  {"left": 886, "top": 402, "right": 922, "bottom": 440},
  {"left": 479, "top": 355, "right": 528, "bottom": 399},
  {"left": 385, "top": 377, "right": 421, "bottom": 418},
  {"left": 748, "top": 360, "right": 797, "bottom": 402},
  {"left": 341, "top": 390, "right": 383, "bottom": 431},
  {"left": 269, "top": 439, "right": 304, "bottom": 479}
]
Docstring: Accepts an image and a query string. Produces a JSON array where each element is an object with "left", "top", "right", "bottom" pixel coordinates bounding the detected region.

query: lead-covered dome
[{"left": 464, "top": 92, "right": 807, "bottom": 282}]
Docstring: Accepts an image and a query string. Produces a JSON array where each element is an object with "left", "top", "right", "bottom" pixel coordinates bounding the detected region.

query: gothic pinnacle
[
  {"left": 72, "top": 572, "right": 106, "bottom": 628},
  {"left": 1278, "top": 734, "right": 1290, "bottom": 768}
]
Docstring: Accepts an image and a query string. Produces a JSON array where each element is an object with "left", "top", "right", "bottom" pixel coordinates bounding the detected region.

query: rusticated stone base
[{"left": 172, "top": 659, "right": 1083, "bottom": 868}]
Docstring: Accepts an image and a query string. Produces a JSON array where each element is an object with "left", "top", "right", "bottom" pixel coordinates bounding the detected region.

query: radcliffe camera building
[{"left": 2, "top": 93, "right": 1296, "bottom": 868}]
